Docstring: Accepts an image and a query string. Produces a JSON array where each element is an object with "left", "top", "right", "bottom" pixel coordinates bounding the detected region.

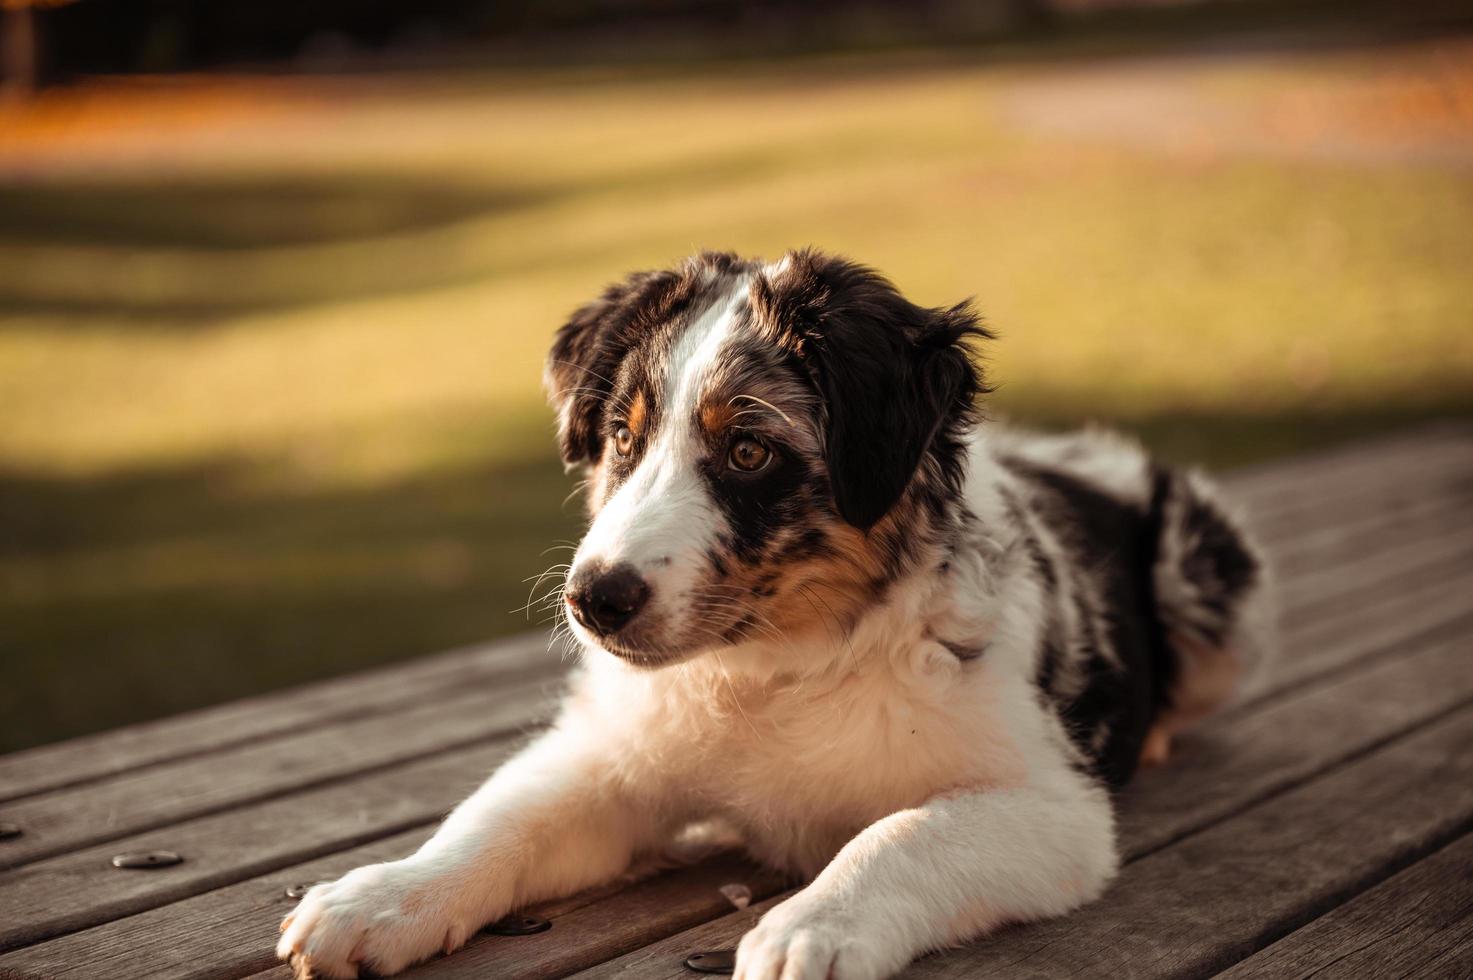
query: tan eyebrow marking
[
  {"left": 699, "top": 400, "right": 735, "bottom": 439},
  {"left": 627, "top": 389, "right": 648, "bottom": 436}
]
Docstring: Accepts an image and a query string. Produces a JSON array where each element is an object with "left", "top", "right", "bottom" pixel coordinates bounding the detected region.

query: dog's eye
[
  {"left": 614, "top": 425, "right": 634, "bottom": 457},
  {"left": 728, "top": 437, "right": 771, "bottom": 472}
]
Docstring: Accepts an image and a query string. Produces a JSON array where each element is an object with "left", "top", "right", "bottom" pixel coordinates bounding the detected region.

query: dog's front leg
[
  {"left": 277, "top": 721, "right": 657, "bottom": 979},
  {"left": 734, "top": 773, "right": 1119, "bottom": 980}
]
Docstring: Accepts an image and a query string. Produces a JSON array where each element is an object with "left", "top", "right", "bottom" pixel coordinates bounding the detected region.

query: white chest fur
[{"left": 572, "top": 629, "right": 1036, "bottom": 876}]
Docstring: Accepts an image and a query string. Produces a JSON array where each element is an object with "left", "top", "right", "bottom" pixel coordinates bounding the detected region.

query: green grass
[{"left": 2, "top": 40, "right": 1472, "bottom": 751}]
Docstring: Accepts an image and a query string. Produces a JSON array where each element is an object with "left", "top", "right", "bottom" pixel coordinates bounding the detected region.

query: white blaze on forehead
[
  {"left": 665, "top": 280, "right": 748, "bottom": 438},
  {"left": 575, "top": 278, "right": 749, "bottom": 589}
]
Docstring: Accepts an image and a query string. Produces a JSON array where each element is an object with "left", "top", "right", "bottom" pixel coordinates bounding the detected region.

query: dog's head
[{"left": 546, "top": 249, "right": 986, "bottom": 667}]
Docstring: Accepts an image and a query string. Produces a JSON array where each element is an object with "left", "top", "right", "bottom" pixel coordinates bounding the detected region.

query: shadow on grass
[
  {"left": 0, "top": 171, "right": 555, "bottom": 326},
  {"left": 2, "top": 401, "right": 1470, "bottom": 753},
  {"left": 0, "top": 176, "right": 537, "bottom": 252}
]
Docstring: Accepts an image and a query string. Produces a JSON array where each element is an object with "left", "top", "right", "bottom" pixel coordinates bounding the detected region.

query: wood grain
[
  {"left": 1216, "top": 831, "right": 1473, "bottom": 980},
  {"left": 0, "top": 676, "right": 561, "bottom": 870},
  {"left": 0, "top": 836, "right": 783, "bottom": 980},
  {"left": 0, "top": 738, "right": 522, "bottom": 952},
  {"left": 1278, "top": 520, "right": 1473, "bottom": 616},
  {"left": 0, "top": 632, "right": 563, "bottom": 804},
  {"left": 0, "top": 826, "right": 434, "bottom": 980}
]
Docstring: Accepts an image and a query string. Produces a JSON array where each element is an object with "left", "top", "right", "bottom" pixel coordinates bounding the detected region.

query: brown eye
[
  {"left": 728, "top": 437, "right": 771, "bottom": 472},
  {"left": 614, "top": 425, "right": 634, "bottom": 457}
]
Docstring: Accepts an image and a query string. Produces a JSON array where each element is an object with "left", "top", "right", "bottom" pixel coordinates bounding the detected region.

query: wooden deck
[{"left": 2, "top": 423, "right": 1471, "bottom": 980}]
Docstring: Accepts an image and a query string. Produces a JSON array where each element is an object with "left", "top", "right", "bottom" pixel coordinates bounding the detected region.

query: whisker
[
  {"left": 562, "top": 481, "right": 591, "bottom": 510},
  {"left": 800, "top": 583, "right": 860, "bottom": 672},
  {"left": 729, "top": 393, "right": 794, "bottom": 426},
  {"left": 515, "top": 563, "right": 572, "bottom": 617},
  {"left": 550, "top": 359, "right": 618, "bottom": 388},
  {"left": 713, "top": 650, "right": 762, "bottom": 740}
]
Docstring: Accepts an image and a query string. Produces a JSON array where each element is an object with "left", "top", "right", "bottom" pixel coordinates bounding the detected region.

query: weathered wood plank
[
  {"left": 570, "top": 705, "right": 1473, "bottom": 980},
  {"left": 558, "top": 897, "right": 780, "bottom": 980},
  {"left": 4, "top": 601, "right": 1465, "bottom": 978},
  {"left": 0, "top": 633, "right": 563, "bottom": 804},
  {"left": 1263, "top": 459, "right": 1470, "bottom": 556},
  {"left": 0, "top": 739, "right": 519, "bottom": 952},
  {"left": 1215, "top": 832, "right": 1473, "bottom": 980},
  {"left": 1278, "top": 521, "right": 1473, "bottom": 617},
  {"left": 0, "top": 826, "right": 434, "bottom": 980},
  {"left": 0, "top": 677, "right": 561, "bottom": 870},
  {"left": 0, "top": 833, "right": 782, "bottom": 980},
  {"left": 1269, "top": 487, "right": 1472, "bottom": 576},
  {"left": 1258, "top": 571, "right": 1473, "bottom": 699}
]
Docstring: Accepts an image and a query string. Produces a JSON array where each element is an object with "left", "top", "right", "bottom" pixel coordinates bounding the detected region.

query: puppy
[{"left": 278, "top": 249, "right": 1273, "bottom": 980}]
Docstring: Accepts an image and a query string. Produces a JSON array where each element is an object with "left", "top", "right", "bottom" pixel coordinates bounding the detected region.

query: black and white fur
[{"left": 278, "top": 249, "right": 1273, "bottom": 980}]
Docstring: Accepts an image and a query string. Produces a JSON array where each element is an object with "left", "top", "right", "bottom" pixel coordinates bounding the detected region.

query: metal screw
[
  {"left": 685, "top": 949, "right": 736, "bottom": 974},
  {"left": 0, "top": 821, "right": 21, "bottom": 841},
  {"left": 111, "top": 850, "right": 183, "bottom": 869},
  {"left": 284, "top": 883, "right": 313, "bottom": 899},
  {"left": 484, "top": 914, "right": 552, "bottom": 936}
]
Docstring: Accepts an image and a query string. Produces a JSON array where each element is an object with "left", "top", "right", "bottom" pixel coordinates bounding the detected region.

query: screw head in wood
[
  {"left": 284, "top": 883, "right": 313, "bottom": 899},
  {"left": 484, "top": 914, "right": 551, "bottom": 936},
  {"left": 0, "top": 821, "right": 21, "bottom": 841},
  {"left": 685, "top": 949, "right": 736, "bottom": 974},
  {"left": 111, "top": 850, "right": 183, "bottom": 869}
]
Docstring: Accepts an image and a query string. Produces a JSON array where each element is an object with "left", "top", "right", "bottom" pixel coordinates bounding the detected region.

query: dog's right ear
[{"left": 544, "top": 269, "right": 677, "bottom": 466}]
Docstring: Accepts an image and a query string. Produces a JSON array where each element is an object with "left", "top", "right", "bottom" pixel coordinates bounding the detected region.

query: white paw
[
  {"left": 275, "top": 860, "right": 479, "bottom": 979},
  {"left": 735, "top": 895, "right": 899, "bottom": 980}
]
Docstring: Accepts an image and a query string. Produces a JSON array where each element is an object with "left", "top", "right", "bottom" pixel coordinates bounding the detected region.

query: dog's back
[{"left": 988, "top": 426, "right": 1275, "bottom": 785}]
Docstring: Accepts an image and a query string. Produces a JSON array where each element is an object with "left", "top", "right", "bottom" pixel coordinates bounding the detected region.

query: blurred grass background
[{"left": 2, "top": 27, "right": 1472, "bottom": 751}]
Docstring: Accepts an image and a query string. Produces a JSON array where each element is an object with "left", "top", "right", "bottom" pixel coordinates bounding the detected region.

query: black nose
[{"left": 566, "top": 563, "right": 651, "bottom": 637}]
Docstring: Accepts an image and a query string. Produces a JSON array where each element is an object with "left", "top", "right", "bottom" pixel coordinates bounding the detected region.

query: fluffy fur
[{"left": 278, "top": 249, "right": 1274, "bottom": 980}]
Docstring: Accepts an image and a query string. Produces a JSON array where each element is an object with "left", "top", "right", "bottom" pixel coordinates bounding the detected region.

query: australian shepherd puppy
[{"left": 279, "top": 249, "right": 1274, "bottom": 980}]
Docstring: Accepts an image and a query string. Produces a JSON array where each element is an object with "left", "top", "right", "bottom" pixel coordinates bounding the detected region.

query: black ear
[
  {"left": 755, "top": 251, "right": 987, "bottom": 529},
  {"left": 544, "top": 269, "right": 677, "bottom": 466}
]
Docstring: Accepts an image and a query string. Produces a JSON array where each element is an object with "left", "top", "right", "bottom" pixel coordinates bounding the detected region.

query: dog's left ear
[
  {"left": 545, "top": 269, "right": 679, "bottom": 466},
  {"left": 754, "top": 250, "right": 987, "bottom": 529}
]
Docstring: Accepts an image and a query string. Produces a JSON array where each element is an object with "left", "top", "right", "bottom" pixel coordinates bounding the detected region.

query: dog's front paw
[
  {"left": 735, "top": 894, "right": 899, "bottom": 980},
  {"left": 276, "top": 860, "right": 480, "bottom": 979}
]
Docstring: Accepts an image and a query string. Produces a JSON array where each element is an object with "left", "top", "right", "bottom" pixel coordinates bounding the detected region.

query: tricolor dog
[{"left": 279, "top": 249, "right": 1273, "bottom": 979}]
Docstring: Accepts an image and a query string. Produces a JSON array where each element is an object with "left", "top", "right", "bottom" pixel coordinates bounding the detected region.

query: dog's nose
[{"left": 566, "top": 563, "right": 651, "bottom": 637}]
